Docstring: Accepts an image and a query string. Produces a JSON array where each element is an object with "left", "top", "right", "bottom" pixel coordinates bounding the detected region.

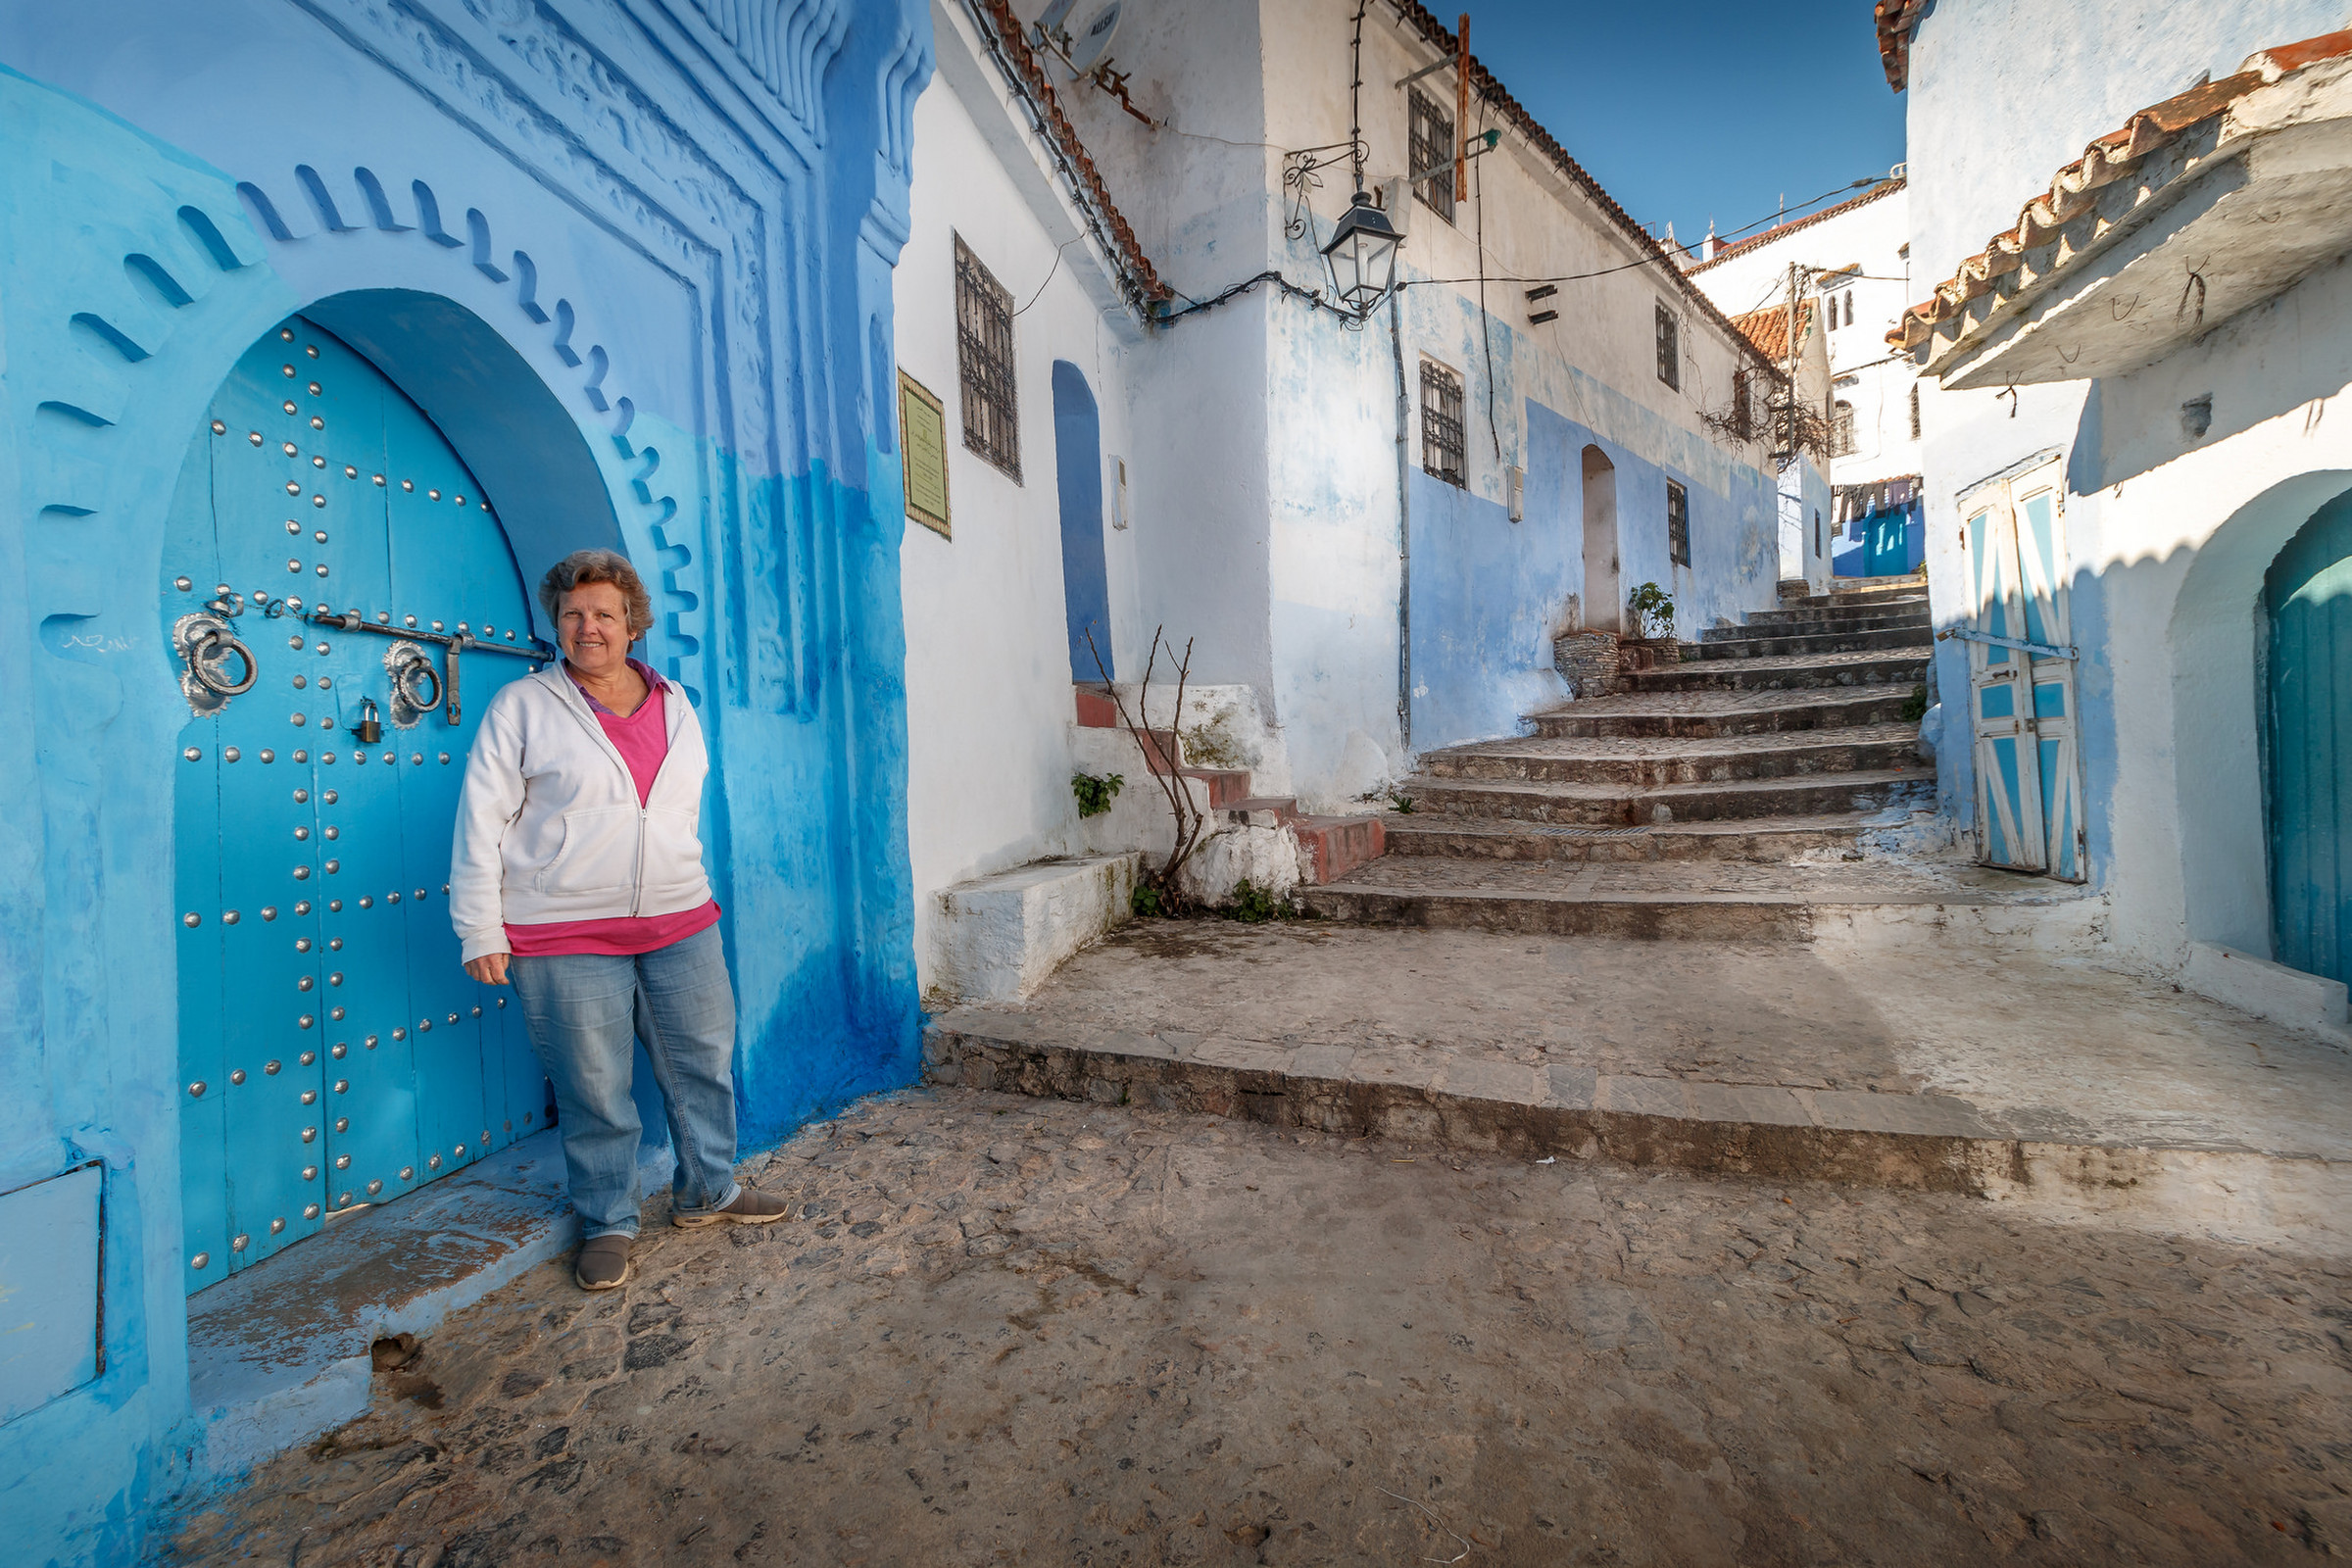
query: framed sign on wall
[{"left": 899, "top": 370, "right": 951, "bottom": 538}]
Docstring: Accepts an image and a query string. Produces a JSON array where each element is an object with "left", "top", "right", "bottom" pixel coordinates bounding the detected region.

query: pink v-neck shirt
[{"left": 504, "top": 659, "right": 722, "bottom": 956}]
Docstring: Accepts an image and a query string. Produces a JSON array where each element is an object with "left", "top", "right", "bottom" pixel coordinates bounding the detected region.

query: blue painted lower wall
[
  {"left": 1409, "top": 398, "right": 1782, "bottom": 753},
  {"left": 0, "top": 2, "right": 931, "bottom": 1557}
]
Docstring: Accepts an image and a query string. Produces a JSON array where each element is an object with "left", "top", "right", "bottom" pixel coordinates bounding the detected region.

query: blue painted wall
[
  {"left": 0, "top": 1, "right": 934, "bottom": 1560},
  {"left": 1409, "top": 398, "right": 1783, "bottom": 753},
  {"left": 1831, "top": 502, "right": 1925, "bottom": 577}
]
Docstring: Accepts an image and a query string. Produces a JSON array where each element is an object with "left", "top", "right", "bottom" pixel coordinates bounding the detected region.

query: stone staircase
[
  {"left": 1301, "top": 576, "right": 2073, "bottom": 938},
  {"left": 1072, "top": 685, "right": 1387, "bottom": 887}
]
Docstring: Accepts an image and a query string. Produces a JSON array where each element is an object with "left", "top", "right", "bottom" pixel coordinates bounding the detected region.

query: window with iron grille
[
  {"left": 1655, "top": 304, "right": 1680, "bottom": 389},
  {"left": 1420, "top": 359, "right": 1466, "bottom": 487},
  {"left": 1909, "top": 381, "right": 1922, "bottom": 439},
  {"left": 1831, "top": 399, "right": 1857, "bottom": 458},
  {"left": 1731, "top": 368, "right": 1755, "bottom": 440},
  {"left": 1409, "top": 89, "right": 1455, "bottom": 223},
  {"left": 1666, "top": 479, "right": 1690, "bottom": 567},
  {"left": 955, "top": 234, "right": 1020, "bottom": 480}
]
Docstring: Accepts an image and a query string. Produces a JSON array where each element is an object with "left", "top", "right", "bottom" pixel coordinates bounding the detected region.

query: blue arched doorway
[
  {"left": 169, "top": 312, "right": 560, "bottom": 1290},
  {"left": 1053, "top": 361, "right": 1112, "bottom": 682},
  {"left": 2267, "top": 486, "right": 2352, "bottom": 987}
]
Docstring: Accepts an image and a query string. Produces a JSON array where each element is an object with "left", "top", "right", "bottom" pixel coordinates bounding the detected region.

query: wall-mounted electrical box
[
  {"left": 0, "top": 1161, "right": 103, "bottom": 1422},
  {"left": 1506, "top": 464, "right": 1525, "bottom": 522},
  {"left": 1110, "top": 455, "right": 1130, "bottom": 529}
]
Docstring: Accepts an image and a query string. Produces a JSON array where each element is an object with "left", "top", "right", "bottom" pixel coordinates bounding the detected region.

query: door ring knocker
[
  {"left": 172, "top": 612, "right": 258, "bottom": 714},
  {"left": 384, "top": 640, "right": 442, "bottom": 726}
]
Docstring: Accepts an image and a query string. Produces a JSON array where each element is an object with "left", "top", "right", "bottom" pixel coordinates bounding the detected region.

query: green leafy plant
[
  {"left": 1225, "top": 878, "right": 1288, "bottom": 923},
  {"left": 1627, "top": 581, "right": 1675, "bottom": 640},
  {"left": 1388, "top": 791, "right": 1417, "bottom": 813},
  {"left": 1899, "top": 683, "right": 1930, "bottom": 723},
  {"left": 1072, "top": 770, "right": 1124, "bottom": 818},
  {"left": 1130, "top": 882, "right": 1167, "bottom": 918}
]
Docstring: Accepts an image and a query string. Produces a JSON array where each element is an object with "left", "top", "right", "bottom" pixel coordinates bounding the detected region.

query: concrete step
[
  {"left": 1381, "top": 811, "right": 1876, "bottom": 862},
  {"left": 1778, "top": 587, "right": 1930, "bottom": 612},
  {"left": 1632, "top": 650, "right": 1928, "bottom": 694},
  {"left": 1531, "top": 686, "right": 1919, "bottom": 740},
  {"left": 1400, "top": 766, "right": 1935, "bottom": 826},
  {"left": 1421, "top": 724, "right": 1922, "bottom": 788},
  {"left": 922, "top": 921, "right": 2351, "bottom": 1235},
  {"left": 1735, "top": 604, "right": 1933, "bottom": 632},
  {"left": 1693, "top": 626, "right": 1934, "bottom": 661},
  {"left": 1298, "top": 855, "right": 2077, "bottom": 941},
  {"left": 1296, "top": 813, "right": 1387, "bottom": 885},
  {"left": 1781, "top": 574, "right": 1925, "bottom": 602}
]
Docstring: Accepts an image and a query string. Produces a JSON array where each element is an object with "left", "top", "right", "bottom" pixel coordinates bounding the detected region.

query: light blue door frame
[
  {"left": 2267, "top": 489, "right": 2352, "bottom": 987},
  {"left": 170, "top": 316, "right": 549, "bottom": 1291}
]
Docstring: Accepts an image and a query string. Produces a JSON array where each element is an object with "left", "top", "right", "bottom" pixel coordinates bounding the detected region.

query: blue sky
[{"left": 1456, "top": 0, "right": 1907, "bottom": 253}]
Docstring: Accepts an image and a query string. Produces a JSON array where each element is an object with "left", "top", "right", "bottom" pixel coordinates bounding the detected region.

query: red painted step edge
[{"left": 1296, "top": 814, "right": 1386, "bottom": 885}]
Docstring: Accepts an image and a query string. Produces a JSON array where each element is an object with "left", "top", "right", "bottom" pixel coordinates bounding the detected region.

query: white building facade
[
  {"left": 1690, "top": 179, "right": 1925, "bottom": 579},
  {"left": 1887, "top": 0, "right": 2352, "bottom": 1024},
  {"left": 893, "top": 0, "right": 1794, "bottom": 990}
]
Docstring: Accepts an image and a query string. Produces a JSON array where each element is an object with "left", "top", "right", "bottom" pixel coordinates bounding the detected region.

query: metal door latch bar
[{"left": 1936, "top": 626, "right": 2077, "bottom": 661}]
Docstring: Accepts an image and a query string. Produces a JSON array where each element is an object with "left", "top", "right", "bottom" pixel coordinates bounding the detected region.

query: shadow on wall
[{"left": 1929, "top": 462, "right": 2352, "bottom": 978}]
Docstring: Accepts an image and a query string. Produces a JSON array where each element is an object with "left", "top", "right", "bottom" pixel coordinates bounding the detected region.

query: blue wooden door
[
  {"left": 1052, "top": 361, "right": 1113, "bottom": 682},
  {"left": 2267, "top": 490, "right": 2352, "bottom": 987},
  {"left": 170, "top": 316, "right": 552, "bottom": 1293}
]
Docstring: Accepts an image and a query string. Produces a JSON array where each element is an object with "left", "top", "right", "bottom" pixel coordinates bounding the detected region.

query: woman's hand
[{"left": 466, "top": 953, "right": 512, "bottom": 986}]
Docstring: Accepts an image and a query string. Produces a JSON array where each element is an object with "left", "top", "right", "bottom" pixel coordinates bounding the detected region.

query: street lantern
[{"left": 1321, "top": 191, "right": 1403, "bottom": 316}]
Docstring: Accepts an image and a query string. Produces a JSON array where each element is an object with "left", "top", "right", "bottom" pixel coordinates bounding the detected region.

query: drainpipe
[{"left": 1390, "top": 286, "right": 1412, "bottom": 749}]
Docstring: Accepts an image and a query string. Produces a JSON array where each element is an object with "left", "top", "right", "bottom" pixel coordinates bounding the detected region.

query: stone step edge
[
  {"left": 1427, "top": 722, "right": 1922, "bottom": 761},
  {"left": 920, "top": 1024, "right": 2327, "bottom": 1196},
  {"left": 1382, "top": 813, "right": 1876, "bottom": 841},
  {"left": 1305, "top": 881, "right": 2081, "bottom": 910},
  {"left": 1399, "top": 765, "right": 1933, "bottom": 804}
]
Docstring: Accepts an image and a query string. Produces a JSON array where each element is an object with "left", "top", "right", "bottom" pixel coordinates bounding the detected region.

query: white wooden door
[{"left": 1960, "top": 462, "right": 2084, "bottom": 881}]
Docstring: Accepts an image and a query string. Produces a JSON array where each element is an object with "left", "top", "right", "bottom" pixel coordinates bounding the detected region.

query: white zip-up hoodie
[{"left": 449, "top": 663, "right": 712, "bottom": 963}]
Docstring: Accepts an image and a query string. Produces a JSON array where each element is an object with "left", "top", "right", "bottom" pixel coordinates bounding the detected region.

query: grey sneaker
[
  {"left": 574, "top": 1234, "right": 632, "bottom": 1291},
  {"left": 672, "top": 1187, "right": 793, "bottom": 1229}
]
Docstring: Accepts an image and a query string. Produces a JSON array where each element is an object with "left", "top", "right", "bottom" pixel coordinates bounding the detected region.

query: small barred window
[
  {"left": 956, "top": 235, "right": 1020, "bottom": 480},
  {"left": 1831, "top": 399, "right": 1857, "bottom": 458},
  {"left": 1409, "top": 89, "right": 1456, "bottom": 223},
  {"left": 1909, "top": 381, "right": 1922, "bottom": 440},
  {"left": 1667, "top": 479, "right": 1690, "bottom": 567},
  {"left": 1655, "top": 304, "right": 1680, "bottom": 389},
  {"left": 1420, "top": 359, "right": 1466, "bottom": 488}
]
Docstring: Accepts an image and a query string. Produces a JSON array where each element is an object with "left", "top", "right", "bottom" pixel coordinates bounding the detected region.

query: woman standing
[{"left": 451, "top": 548, "right": 787, "bottom": 1290}]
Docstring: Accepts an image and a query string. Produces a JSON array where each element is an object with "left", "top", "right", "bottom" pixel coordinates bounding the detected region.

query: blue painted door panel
[
  {"left": 1052, "top": 362, "right": 1112, "bottom": 682},
  {"left": 169, "top": 317, "right": 549, "bottom": 1293},
  {"left": 2267, "top": 490, "right": 2352, "bottom": 988}
]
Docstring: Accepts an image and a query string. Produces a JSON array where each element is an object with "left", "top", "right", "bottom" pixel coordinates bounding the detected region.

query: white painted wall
[
  {"left": 896, "top": 1, "right": 1148, "bottom": 994},
  {"left": 1041, "top": 0, "right": 1783, "bottom": 802},
  {"left": 1897, "top": 0, "right": 2352, "bottom": 981},
  {"left": 1691, "top": 183, "right": 1922, "bottom": 495}
]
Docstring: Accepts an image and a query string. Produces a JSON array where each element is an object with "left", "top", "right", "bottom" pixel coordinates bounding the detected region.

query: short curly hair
[{"left": 539, "top": 549, "right": 654, "bottom": 642}]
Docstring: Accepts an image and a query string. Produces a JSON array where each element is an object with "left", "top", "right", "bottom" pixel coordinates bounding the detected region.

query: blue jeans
[{"left": 509, "top": 924, "right": 742, "bottom": 1239}]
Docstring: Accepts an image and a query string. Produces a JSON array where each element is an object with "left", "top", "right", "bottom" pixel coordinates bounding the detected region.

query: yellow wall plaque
[{"left": 899, "top": 369, "right": 951, "bottom": 538}]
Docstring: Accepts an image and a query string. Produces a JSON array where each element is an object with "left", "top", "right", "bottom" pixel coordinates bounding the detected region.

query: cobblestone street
[{"left": 168, "top": 1086, "right": 2352, "bottom": 1567}]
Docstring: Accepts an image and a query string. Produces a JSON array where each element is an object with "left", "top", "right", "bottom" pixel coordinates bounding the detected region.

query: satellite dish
[
  {"left": 1065, "top": 0, "right": 1125, "bottom": 74},
  {"left": 1036, "top": 0, "right": 1082, "bottom": 35}
]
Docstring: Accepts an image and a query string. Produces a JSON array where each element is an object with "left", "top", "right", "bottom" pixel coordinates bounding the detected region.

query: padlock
[{"left": 355, "top": 697, "right": 385, "bottom": 746}]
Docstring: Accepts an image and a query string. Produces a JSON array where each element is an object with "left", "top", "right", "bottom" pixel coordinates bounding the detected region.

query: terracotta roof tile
[
  {"left": 1890, "top": 29, "right": 2352, "bottom": 356},
  {"left": 1875, "top": 0, "right": 1928, "bottom": 92},
  {"left": 1687, "top": 180, "right": 1904, "bottom": 274},
  {"left": 1729, "top": 299, "right": 1816, "bottom": 364},
  {"left": 968, "top": 0, "right": 1171, "bottom": 314}
]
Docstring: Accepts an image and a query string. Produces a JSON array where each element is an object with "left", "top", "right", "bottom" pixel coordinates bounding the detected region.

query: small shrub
[
  {"left": 1130, "top": 882, "right": 1167, "bottom": 918},
  {"left": 1899, "top": 683, "right": 1929, "bottom": 723},
  {"left": 1388, "top": 792, "right": 1417, "bottom": 814},
  {"left": 1225, "top": 878, "right": 1287, "bottom": 923},
  {"left": 1627, "top": 581, "right": 1675, "bottom": 640},
  {"left": 1072, "top": 770, "right": 1124, "bottom": 818}
]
